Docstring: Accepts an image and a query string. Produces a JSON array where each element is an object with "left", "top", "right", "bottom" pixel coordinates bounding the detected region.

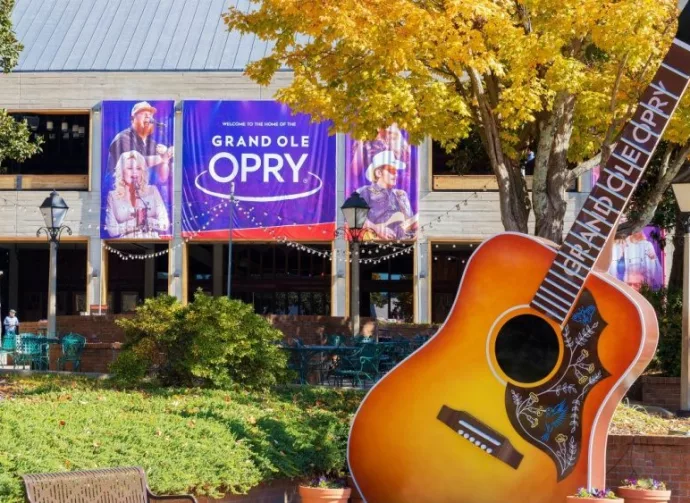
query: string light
[{"left": 82, "top": 182, "right": 491, "bottom": 263}]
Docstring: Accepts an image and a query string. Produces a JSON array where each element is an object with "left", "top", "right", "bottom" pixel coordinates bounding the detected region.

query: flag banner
[
  {"left": 101, "top": 100, "right": 174, "bottom": 240},
  {"left": 182, "top": 101, "right": 336, "bottom": 241}
]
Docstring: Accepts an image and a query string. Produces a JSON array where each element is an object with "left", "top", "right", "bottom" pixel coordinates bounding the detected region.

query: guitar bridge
[{"left": 437, "top": 405, "right": 523, "bottom": 470}]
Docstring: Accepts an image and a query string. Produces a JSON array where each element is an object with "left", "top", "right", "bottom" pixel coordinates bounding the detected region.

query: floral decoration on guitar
[{"left": 505, "top": 290, "right": 610, "bottom": 480}]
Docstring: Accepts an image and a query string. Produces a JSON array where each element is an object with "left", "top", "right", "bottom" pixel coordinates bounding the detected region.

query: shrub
[
  {"left": 112, "top": 292, "right": 290, "bottom": 388},
  {"left": 0, "top": 375, "right": 363, "bottom": 502},
  {"left": 639, "top": 286, "right": 681, "bottom": 377}
]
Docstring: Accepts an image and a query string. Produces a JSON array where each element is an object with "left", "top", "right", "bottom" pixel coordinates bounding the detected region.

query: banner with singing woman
[{"left": 100, "top": 100, "right": 175, "bottom": 240}]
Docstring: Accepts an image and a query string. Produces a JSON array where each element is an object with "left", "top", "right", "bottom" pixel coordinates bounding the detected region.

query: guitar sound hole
[{"left": 495, "top": 314, "right": 560, "bottom": 384}]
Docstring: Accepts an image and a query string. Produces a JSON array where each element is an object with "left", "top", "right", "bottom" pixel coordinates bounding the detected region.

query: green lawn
[{"left": 0, "top": 375, "right": 364, "bottom": 502}]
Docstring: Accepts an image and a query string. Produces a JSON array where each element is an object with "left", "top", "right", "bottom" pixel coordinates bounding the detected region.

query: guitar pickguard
[{"left": 505, "top": 290, "right": 610, "bottom": 480}]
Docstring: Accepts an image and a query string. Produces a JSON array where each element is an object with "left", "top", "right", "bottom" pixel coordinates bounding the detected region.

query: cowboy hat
[
  {"left": 364, "top": 150, "right": 406, "bottom": 182},
  {"left": 131, "top": 101, "right": 157, "bottom": 117}
]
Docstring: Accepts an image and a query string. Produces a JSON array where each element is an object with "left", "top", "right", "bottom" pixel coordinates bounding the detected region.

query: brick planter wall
[
  {"left": 164, "top": 437, "right": 690, "bottom": 503},
  {"left": 11, "top": 315, "right": 437, "bottom": 375},
  {"left": 641, "top": 376, "right": 680, "bottom": 411},
  {"left": 607, "top": 434, "right": 690, "bottom": 503}
]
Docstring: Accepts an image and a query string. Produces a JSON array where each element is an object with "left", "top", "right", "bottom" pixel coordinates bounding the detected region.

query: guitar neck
[{"left": 531, "top": 23, "right": 690, "bottom": 326}]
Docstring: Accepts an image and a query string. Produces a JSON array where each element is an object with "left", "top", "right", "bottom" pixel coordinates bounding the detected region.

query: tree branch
[{"left": 567, "top": 153, "right": 602, "bottom": 183}]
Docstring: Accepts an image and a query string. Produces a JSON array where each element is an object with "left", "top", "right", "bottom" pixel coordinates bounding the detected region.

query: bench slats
[{"left": 23, "top": 467, "right": 197, "bottom": 503}]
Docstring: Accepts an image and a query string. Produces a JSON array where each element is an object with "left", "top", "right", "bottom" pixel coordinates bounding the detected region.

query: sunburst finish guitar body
[
  {"left": 349, "top": 233, "right": 656, "bottom": 503},
  {"left": 348, "top": 7, "right": 690, "bottom": 503}
]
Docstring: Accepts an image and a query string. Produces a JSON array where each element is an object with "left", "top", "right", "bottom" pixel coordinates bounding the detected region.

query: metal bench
[{"left": 23, "top": 466, "right": 197, "bottom": 503}]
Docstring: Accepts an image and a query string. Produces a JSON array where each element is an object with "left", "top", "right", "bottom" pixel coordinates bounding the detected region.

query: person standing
[{"left": 3, "top": 308, "right": 19, "bottom": 336}]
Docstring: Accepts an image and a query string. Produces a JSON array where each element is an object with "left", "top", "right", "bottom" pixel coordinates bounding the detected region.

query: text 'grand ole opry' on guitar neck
[{"left": 348, "top": 6, "right": 690, "bottom": 503}]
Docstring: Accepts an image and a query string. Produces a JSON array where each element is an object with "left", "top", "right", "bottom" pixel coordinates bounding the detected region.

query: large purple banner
[
  {"left": 345, "top": 125, "right": 418, "bottom": 241},
  {"left": 182, "top": 101, "right": 335, "bottom": 240},
  {"left": 100, "top": 100, "right": 174, "bottom": 239}
]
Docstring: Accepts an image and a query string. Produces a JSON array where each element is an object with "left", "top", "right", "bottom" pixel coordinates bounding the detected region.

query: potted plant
[
  {"left": 617, "top": 478, "right": 671, "bottom": 503},
  {"left": 567, "top": 488, "right": 623, "bottom": 502},
  {"left": 299, "top": 474, "right": 352, "bottom": 503}
]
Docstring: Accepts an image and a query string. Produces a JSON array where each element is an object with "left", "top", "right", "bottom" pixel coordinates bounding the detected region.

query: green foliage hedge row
[
  {"left": 0, "top": 375, "right": 363, "bottom": 502},
  {"left": 640, "top": 286, "right": 681, "bottom": 377},
  {"left": 111, "top": 293, "right": 291, "bottom": 388}
]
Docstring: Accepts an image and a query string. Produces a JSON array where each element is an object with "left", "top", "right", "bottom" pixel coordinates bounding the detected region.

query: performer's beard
[{"left": 134, "top": 122, "right": 154, "bottom": 137}]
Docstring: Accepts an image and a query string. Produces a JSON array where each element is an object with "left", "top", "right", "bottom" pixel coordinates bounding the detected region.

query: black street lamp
[
  {"left": 37, "top": 190, "right": 72, "bottom": 336},
  {"left": 341, "top": 192, "right": 370, "bottom": 337}
]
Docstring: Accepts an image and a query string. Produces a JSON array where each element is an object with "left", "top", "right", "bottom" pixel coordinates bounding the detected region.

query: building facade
[{"left": 0, "top": 0, "right": 590, "bottom": 325}]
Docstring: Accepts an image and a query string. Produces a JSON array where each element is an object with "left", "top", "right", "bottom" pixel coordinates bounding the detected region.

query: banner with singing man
[
  {"left": 100, "top": 100, "right": 175, "bottom": 239},
  {"left": 182, "top": 101, "right": 336, "bottom": 240},
  {"left": 345, "top": 125, "right": 419, "bottom": 241}
]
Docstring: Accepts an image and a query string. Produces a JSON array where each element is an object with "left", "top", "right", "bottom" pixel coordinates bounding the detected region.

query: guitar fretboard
[{"left": 531, "top": 37, "right": 690, "bottom": 325}]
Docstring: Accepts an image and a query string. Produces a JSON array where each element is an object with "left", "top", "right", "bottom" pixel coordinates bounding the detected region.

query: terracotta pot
[
  {"left": 566, "top": 497, "right": 623, "bottom": 503},
  {"left": 616, "top": 487, "right": 672, "bottom": 502},
  {"left": 298, "top": 485, "right": 351, "bottom": 503}
]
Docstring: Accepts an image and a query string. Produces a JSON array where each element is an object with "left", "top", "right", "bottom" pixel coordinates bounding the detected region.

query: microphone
[{"left": 149, "top": 120, "right": 167, "bottom": 128}]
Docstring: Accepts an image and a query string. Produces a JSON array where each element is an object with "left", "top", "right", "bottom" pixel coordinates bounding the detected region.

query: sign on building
[
  {"left": 182, "top": 101, "right": 336, "bottom": 241},
  {"left": 100, "top": 100, "right": 175, "bottom": 240},
  {"left": 345, "top": 125, "right": 419, "bottom": 241}
]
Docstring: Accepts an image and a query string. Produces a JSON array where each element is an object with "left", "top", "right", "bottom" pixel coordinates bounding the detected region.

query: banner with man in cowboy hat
[{"left": 346, "top": 124, "right": 419, "bottom": 241}]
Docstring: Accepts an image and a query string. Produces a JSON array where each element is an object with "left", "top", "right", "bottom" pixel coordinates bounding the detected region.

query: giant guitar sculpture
[{"left": 348, "top": 6, "right": 690, "bottom": 503}]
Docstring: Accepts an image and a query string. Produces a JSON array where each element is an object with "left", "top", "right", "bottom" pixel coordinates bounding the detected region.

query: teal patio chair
[
  {"left": 332, "top": 343, "right": 382, "bottom": 387},
  {"left": 0, "top": 332, "right": 16, "bottom": 366},
  {"left": 57, "top": 334, "right": 86, "bottom": 371},
  {"left": 14, "top": 334, "right": 45, "bottom": 370}
]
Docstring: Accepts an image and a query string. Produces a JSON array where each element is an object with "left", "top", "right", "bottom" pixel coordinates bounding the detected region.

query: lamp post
[
  {"left": 672, "top": 181, "right": 690, "bottom": 412},
  {"left": 341, "top": 192, "right": 370, "bottom": 337},
  {"left": 36, "top": 191, "right": 72, "bottom": 336}
]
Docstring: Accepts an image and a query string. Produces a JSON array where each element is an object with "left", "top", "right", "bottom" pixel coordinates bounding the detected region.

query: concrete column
[
  {"left": 169, "top": 102, "right": 185, "bottom": 302},
  {"left": 88, "top": 105, "right": 103, "bottom": 312},
  {"left": 87, "top": 236, "right": 103, "bottom": 310},
  {"left": 9, "top": 245, "right": 18, "bottom": 311},
  {"left": 681, "top": 230, "right": 690, "bottom": 411},
  {"left": 213, "top": 244, "right": 223, "bottom": 297},
  {"left": 169, "top": 238, "right": 184, "bottom": 301},
  {"left": 144, "top": 245, "right": 155, "bottom": 299},
  {"left": 415, "top": 240, "right": 430, "bottom": 324},
  {"left": 333, "top": 133, "right": 347, "bottom": 316},
  {"left": 415, "top": 137, "right": 431, "bottom": 324}
]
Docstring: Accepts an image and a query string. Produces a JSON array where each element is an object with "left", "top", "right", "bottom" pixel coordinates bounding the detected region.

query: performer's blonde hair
[{"left": 114, "top": 150, "right": 149, "bottom": 197}]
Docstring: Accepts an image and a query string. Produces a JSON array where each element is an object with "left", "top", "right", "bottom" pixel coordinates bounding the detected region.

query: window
[
  {"left": 430, "top": 243, "right": 476, "bottom": 323},
  {"left": 359, "top": 245, "right": 414, "bottom": 322},
  {"left": 6, "top": 113, "right": 89, "bottom": 176}
]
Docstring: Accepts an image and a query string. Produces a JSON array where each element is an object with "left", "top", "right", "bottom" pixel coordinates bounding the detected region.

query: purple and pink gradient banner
[
  {"left": 100, "top": 100, "right": 174, "bottom": 240},
  {"left": 591, "top": 166, "right": 666, "bottom": 290},
  {"left": 182, "top": 101, "right": 336, "bottom": 241},
  {"left": 345, "top": 125, "right": 419, "bottom": 241}
]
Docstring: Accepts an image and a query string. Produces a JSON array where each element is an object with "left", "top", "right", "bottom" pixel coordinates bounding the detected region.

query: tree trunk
[
  {"left": 468, "top": 67, "right": 530, "bottom": 233},
  {"left": 534, "top": 94, "right": 575, "bottom": 244}
]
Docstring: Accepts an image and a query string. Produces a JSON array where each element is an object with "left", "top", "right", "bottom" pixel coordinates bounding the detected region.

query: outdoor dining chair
[
  {"left": 0, "top": 332, "right": 16, "bottom": 366},
  {"left": 57, "top": 333, "right": 86, "bottom": 371},
  {"left": 13, "top": 334, "right": 45, "bottom": 370}
]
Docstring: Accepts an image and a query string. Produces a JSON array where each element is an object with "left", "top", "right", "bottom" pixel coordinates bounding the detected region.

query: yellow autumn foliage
[{"left": 226, "top": 0, "right": 685, "bottom": 162}]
